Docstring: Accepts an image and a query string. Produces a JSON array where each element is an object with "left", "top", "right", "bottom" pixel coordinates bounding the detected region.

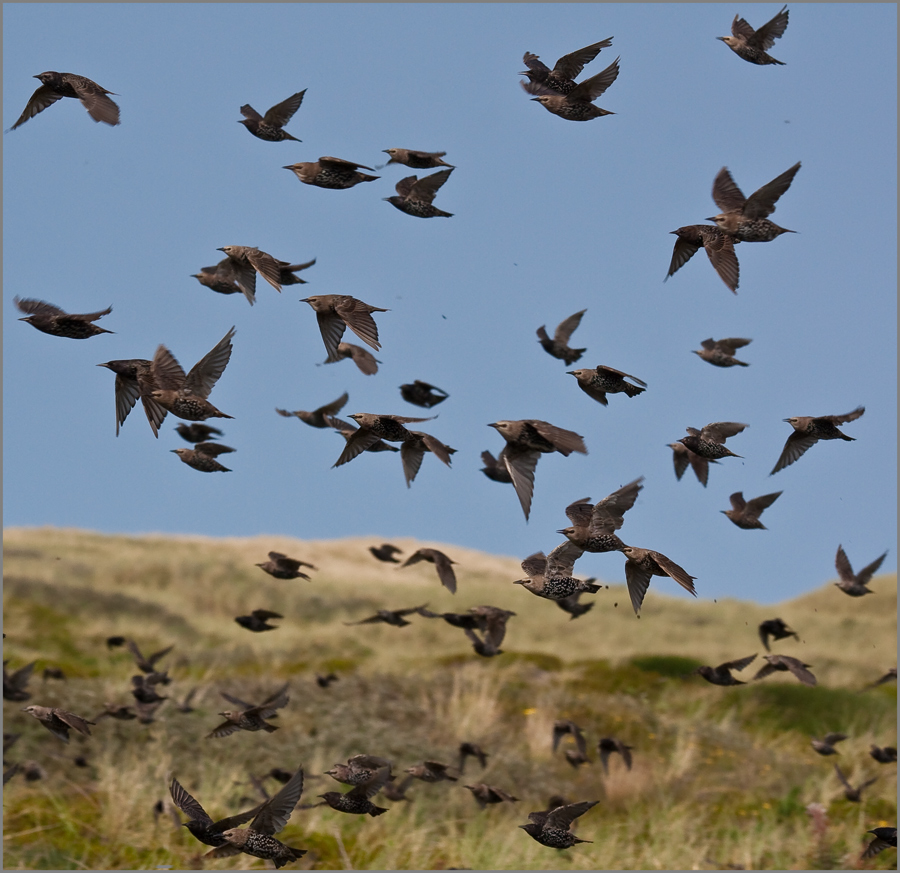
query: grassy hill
[{"left": 3, "top": 527, "right": 896, "bottom": 870}]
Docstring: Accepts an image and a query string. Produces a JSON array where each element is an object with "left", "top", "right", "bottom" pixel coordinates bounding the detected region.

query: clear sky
[{"left": 3, "top": 3, "right": 896, "bottom": 605}]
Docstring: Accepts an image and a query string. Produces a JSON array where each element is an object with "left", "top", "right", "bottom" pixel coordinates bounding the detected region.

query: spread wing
[
  {"left": 184, "top": 327, "right": 236, "bottom": 398},
  {"left": 262, "top": 90, "right": 306, "bottom": 126},
  {"left": 743, "top": 161, "right": 801, "bottom": 219},
  {"left": 568, "top": 58, "right": 620, "bottom": 102},
  {"left": 751, "top": 5, "right": 790, "bottom": 50},
  {"left": 409, "top": 169, "right": 453, "bottom": 204},
  {"left": 249, "top": 767, "right": 304, "bottom": 835},
  {"left": 169, "top": 777, "right": 214, "bottom": 825},
  {"left": 553, "top": 309, "right": 586, "bottom": 344},
  {"left": 855, "top": 550, "right": 888, "bottom": 586},
  {"left": 545, "top": 800, "right": 598, "bottom": 830},
  {"left": 553, "top": 39, "right": 614, "bottom": 79},
  {"left": 503, "top": 446, "right": 540, "bottom": 520},
  {"left": 711, "top": 167, "right": 747, "bottom": 214}
]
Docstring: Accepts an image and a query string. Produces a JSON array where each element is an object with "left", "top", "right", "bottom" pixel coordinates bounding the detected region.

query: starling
[
  {"left": 480, "top": 449, "right": 513, "bottom": 484},
  {"left": 565, "top": 748, "right": 591, "bottom": 769},
  {"left": 869, "top": 745, "right": 897, "bottom": 764},
  {"left": 668, "top": 441, "right": 719, "bottom": 487},
  {"left": 770, "top": 406, "right": 865, "bottom": 475},
  {"left": 384, "top": 169, "right": 454, "bottom": 218},
  {"left": 191, "top": 263, "right": 244, "bottom": 297},
  {"left": 21, "top": 705, "right": 95, "bottom": 743},
  {"left": 488, "top": 419, "right": 588, "bottom": 521},
  {"left": 134, "top": 698, "right": 165, "bottom": 724},
  {"left": 722, "top": 491, "right": 782, "bottom": 529},
  {"left": 318, "top": 767, "right": 391, "bottom": 816},
  {"left": 204, "top": 767, "right": 307, "bottom": 868},
  {"left": 461, "top": 607, "right": 515, "bottom": 657},
  {"left": 369, "top": 543, "right": 403, "bottom": 563},
  {"left": 9, "top": 71, "right": 120, "bottom": 130},
  {"left": 316, "top": 673, "right": 339, "bottom": 688},
  {"left": 679, "top": 421, "right": 747, "bottom": 460},
  {"left": 399, "top": 548, "right": 458, "bottom": 594},
  {"left": 275, "top": 259, "right": 317, "bottom": 286},
  {"left": 382, "top": 148, "right": 454, "bottom": 169},
  {"left": 149, "top": 327, "right": 235, "bottom": 422},
  {"left": 171, "top": 447, "right": 232, "bottom": 473},
  {"left": 834, "top": 545, "right": 888, "bottom": 597},
  {"left": 215, "top": 246, "right": 284, "bottom": 305},
  {"left": 553, "top": 720, "right": 588, "bottom": 759},
  {"left": 130, "top": 674, "right": 169, "bottom": 705},
  {"left": 15, "top": 297, "right": 113, "bottom": 339},
  {"left": 343, "top": 605, "right": 426, "bottom": 627},
  {"left": 695, "top": 654, "right": 758, "bottom": 686},
  {"left": 758, "top": 618, "right": 799, "bottom": 652},
  {"left": 519, "top": 800, "right": 598, "bottom": 848},
  {"left": 3, "top": 661, "right": 35, "bottom": 701},
  {"left": 300, "top": 295, "right": 388, "bottom": 363},
  {"left": 753, "top": 654, "right": 816, "bottom": 686},
  {"left": 235, "top": 609, "right": 283, "bottom": 632},
  {"left": 380, "top": 774, "right": 415, "bottom": 802},
  {"left": 256, "top": 552, "right": 316, "bottom": 580},
  {"left": 283, "top": 156, "right": 379, "bottom": 189},
  {"left": 206, "top": 684, "right": 289, "bottom": 738},
  {"left": 516, "top": 541, "right": 598, "bottom": 602},
  {"left": 405, "top": 761, "right": 458, "bottom": 783},
  {"left": 400, "top": 380, "right": 449, "bottom": 408},
  {"left": 522, "top": 57, "right": 620, "bottom": 121},
  {"left": 106, "top": 636, "right": 127, "bottom": 649},
  {"left": 558, "top": 477, "right": 644, "bottom": 553},
  {"left": 325, "top": 755, "right": 394, "bottom": 786},
  {"left": 175, "top": 423, "right": 223, "bottom": 443},
  {"left": 458, "top": 742, "right": 489, "bottom": 772},
  {"left": 94, "top": 702, "right": 138, "bottom": 722},
  {"left": 520, "top": 38, "right": 614, "bottom": 94},
  {"left": 332, "top": 413, "right": 435, "bottom": 468},
  {"left": 326, "top": 415, "right": 401, "bottom": 455},
  {"left": 126, "top": 640, "right": 174, "bottom": 674},
  {"left": 666, "top": 225, "right": 740, "bottom": 293},
  {"left": 97, "top": 358, "right": 168, "bottom": 438},
  {"left": 276, "top": 392, "right": 349, "bottom": 428},
  {"left": 620, "top": 546, "right": 697, "bottom": 616},
  {"left": 834, "top": 764, "right": 878, "bottom": 802},
  {"left": 536, "top": 309, "right": 587, "bottom": 365},
  {"left": 568, "top": 365, "right": 647, "bottom": 406},
  {"left": 693, "top": 337, "right": 752, "bottom": 368},
  {"left": 399, "top": 430, "right": 455, "bottom": 488},
  {"left": 239, "top": 90, "right": 305, "bottom": 142},
  {"left": 554, "top": 588, "right": 597, "bottom": 620},
  {"left": 718, "top": 6, "right": 789, "bottom": 65},
  {"left": 324, "top": 341, "right": 380, "bottom": 375},
  {"left": 194, "top": 257, "right": 314, "bottom": 304},
  {"left": 465, "top": 783, "right": 519, "bottom": 809},
  {"left": 812, "top": 733, "right": 848, "bottom": 756},
  {"left": 862, "top": 828, "right": 897, "bottom": 859},
  {"left": 707, "top": 162, "right": 800, "bottom": 241},
  {"left": 597, "top": 737, "right": 633, "bottom": 774}
]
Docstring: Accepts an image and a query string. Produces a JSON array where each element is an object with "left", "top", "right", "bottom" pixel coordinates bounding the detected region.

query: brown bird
[
  {"left": 834, "top": 764, "right": 878, "bottom": 802},
  {"left": 239, "top": 90, "right": 305, "bottom": 142},
  {"left": 21, "top": 705, "right": 95, "bottom": 743},
  {"left": 465, "top": 783, "right": 519, "bottom": 809},
  {"left": 399, "top": 430, "right": 455, "bottom": 488},
  {"left": 405, "top": 761, "right": 458, "bottom": 783},
  {"left": 758, "top": 618, "right": 799, "bottom": 652},
  {"left": 174, "top": 423, "right": 223, "bottom": 443},
  {"left": 380, "top": 774, "right": 415, "bottom": 802},
  {"left": 15, "top": 297, "right": 113, "bottom": 339},
  {"left": 869, "top": 745, "right": 897, "bottom": 764},
  {"left": 316, "top": 673, "right": 338, "bottom": 689},
  {"left": 203, "top": 767, "right": 307, "bottom": 868},
  {"left": 97, "top": 358, "right": 168, "bottom": 437},
  {"left": 276, "top": 392, "right": 349, "bottom": 428},
  {"left": 520, "top": 39, "right": 614, "bottom": 94},
  {"left": 679, "top": 421, "right": 747, "bottom": 460},
  {"left": 382, "top": 148, "right": 454, "bottom": 169},
  {"left": 597, "top": 737, "right": 633, "bottom": 774},
  {"left": 325, "top": 755, "right": 394, "bottom": 786},
  {"left": 9, "top": 71, "right": 119, "bottom": 130},
  {"left": 460, "top": 607, "right": 515, "bottom": 657},
  {"left": 399, "top": 548, "right": 458, "bottom": 594},
  {"left": 318, "top": 767, "right": 391, "bottom": 816},
  {"left": 207, "top": 685, "right": 289, "bottom": 739},
  {"left": 811, "top": 733, "right": 848, "bottom": 756},
  {"left": 666, "top": 225, "right": 740, "bottom": 293},
  {"left": 332, "top": 413, "right": 435, "bottom": 468},
  {"left": 693, "top": 337, "right": 752, "bottom": 368},
  {"left": 519, "top": 800, "right": 598, "bottom": 848},
  {"left": 722, "top": 491, "right": 782, "bottom": 529},
  {"left": 668, "top": 441, "right": 719, "bottom": 487},
  {"left": 695, "top": 654, "right": 758, "bottom": 686},
  {"left": 171, "top": 446, "right": 232, "bottom": 473},
  {"left": 568, "top": 365, "right": 647, "bottom": 406},
  {"left": 369, "top": 543, "right": 403, "bottom": 563},
  {"left": 256, "top": 552, "right": 316, "bottom": 580},
  {"left": 126, "top": 640, "right": 173, "bottom": 674},
  {"left": 215, "top": 246, "right": 285, "bottom": 305},
  {"left": 770, "top": 406, "right": 865, "bottom": 475},
  {"left": 707, "top": 162, "right": 800, "bottom": 241},
  {"left": 558, "top": 477, "right": 644, "bottom": 553},
  {"left": 149, "top": 327, "right": 235, "bottom": 422},
  {"left": 400, "top": 380, "right": 449, "bottom": 408},
  {"left": 718, "top": 6, "right": 789, "bottom": 65},
  {"left": 516, "top": 541, "right": 598, "bottom": 603},
  {"left": 300, "top": 295, "right": 388, "bottom": 363},
  {"left": 620, "top": 546, "right": 697, "bottom": 616},
  {"left": 326, "top": 415, "right": 401, "bottom": 455},
  {"left": 130, "top": 674, "right": 169, "bottom": 706},
  {"left": 458, "top": 742, "right": 489, "bottom": 772},
  {"left": 489, "top": 419, "right": 588, "bottom": 521},
  {"left": 169, "top": 776, "right": 265, "bottom": 848},
  {"left": 554, "top": 587, "right": 597, "bottom": 620},
  {"left": 324, "top": 341, "right": 380, "bottom": 375},
  {"left": 283, "top": 156, "right": 379, "bottom": 189},
  {"left": 753, "top": 654, "right": 816, "bottom": 686},
  {"left": 862, "top": 828, "right": 897, "bottom": 859},
  {"left": 235, "top": 610, "right": 283, "bottom": 632},
  {"left": 384, "top": 169, "right": 454, "bottom": 218},
  {"left": 552, "top": 719, "right": 588, "bottom": 759},
  {"left": 834, "top": 544, "right": 888, "bottom": 597},
  {"left": 343, "top": 605, "right": 426, "bottom": 627},
  {"left": 523, "top": 57, "right": 620, "bottom": 121},
  {"left": 537, "top": 309, "right": 587, "bottom": 365},
  {"left": 3, "top": 661, "right": 35, "bottom": 701},
  {"left": 480, "top": 448, "right": 514, "bottom": 484}
]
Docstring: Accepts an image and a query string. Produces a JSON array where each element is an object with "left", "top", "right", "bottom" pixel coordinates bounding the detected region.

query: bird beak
[
  {"left": 782, "top": 418, "right": 791, "bottom": 422},
  {"left": 513, "top": 579, "right": 526, "bottom": 586},
  {"left": 282, "top": 165, "right": 294, "bottom": 170},
  {"left": 382, "top": 150, "right": 390, "bottom": 154},
  {"left": 487, "top": 423, "right": 499, "bottom": 429},
  {"left": 215, "top": 247, "right": 225, "bottom": 252},
  {"left": 530, "top": 97, "right": 540, "bottom": 102},
  {"left": 299, "top": 298, "right": 310, "bottom": 303},
  {"left": 382, "top": 197, "right": 391, "bottom": 201},
  {"left": 556, "top": 529, "right": 568, "bottom": 535},
  {"left": 716, "top": 36, "right": 726, "bottom": 42},
  {"left": 704, "top": 217, "right": 717, "bottom": 222}
]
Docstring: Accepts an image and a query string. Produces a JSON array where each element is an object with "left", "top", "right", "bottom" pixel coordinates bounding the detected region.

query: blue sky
[{"left": 3, "top": 3, "right": 896, "bottom": 605}]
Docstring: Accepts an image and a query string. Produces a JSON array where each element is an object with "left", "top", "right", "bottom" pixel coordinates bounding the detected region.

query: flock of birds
[{"left": 5, "top": 4, "right": 897, "bottom": 868}]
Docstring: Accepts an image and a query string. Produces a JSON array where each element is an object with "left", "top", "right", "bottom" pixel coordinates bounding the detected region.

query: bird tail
[{"left": 369, "top": 805, "right": 389, "bottom": 817}]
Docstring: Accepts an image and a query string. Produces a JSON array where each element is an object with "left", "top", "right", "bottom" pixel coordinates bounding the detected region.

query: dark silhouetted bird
[
  {"left": 770, "top": 406, "right": 865, "bottom": 475},
  {"left": 668, "top": 441, "right": 719, "bottom": 487},
  {"left": 753, "top": 654, "right": 816, "bottom": 686},
  {"left": 679, "top": 422, "right": 747, "bottom": 460},
  {"left": 3, "top": 661, "right": 35, "bottom": 701},
  {"left": 480, "top": 448, "right": 513, "bottom": 484},
  {"left": 400, "top": 380, "right": 449, "bottom": 408},
  {"left": 718, "top": 6, "right": 789, "bottom": 65},
  {"left": 300, "top": 295, "right": 388, "bottom": 363},
  {"left": 666, "top": 225, "right": 739, "bottom": 293},
  {"left": 620, "top": 546, "right": 697, "bottom": 616},
  {"left": 207, "top": 684, "right": 289, "bottom": 738},
  {"left": 327, "top": 416, "right": 401, "bottom": 455},
  {"left": 382, "top": 148, "right": 454, "bottom": 169},
  {"left": 399, "top": 430, "right": 455, "bottom": 488},
  {"left": 9, "top": 71, "right": 119, "bottom": 130},
  {"left": 239, "top": 90, "right": 305, "bottom": 142},
  {"left": 537, "top": 310, "right": 587, "bottom": 365},
  {"left": 465, "top": 783, "right": 519, "bottom": 809},
  {"left": 519, "top": 800, "right": 598, "bottom": 848},
  {"left": 758, "top": 618, "right": 799, "bottom": 651},
  {"left": 175, "top": 423, "right": 223, "bottom": 443},
  {"left": 333, "top": 413, "right": 435, "bottom": 468},
  {"left": 369, "top": 543, "right": 403, "bottom": 563},
  {"left": 696, "top": 654, "right": 758, "bottom": 686},
  {"left": 517, "top": 542, "right": 597, "bottom": 602},
  {"left": 834, "top": 544, "right": 887, "bottom": 597},
  {"left": 869, "top": 745, "right": 897, "bottom": 764},
  {"left": 15, "top": 297, "right": 113, "bottom": 339},
  {"left": 458, "top": 742, "right": 489, "bottom": 772},
  {"left": 343, "top": 605, "right": 426, "bottom": 627},
  {"left": 693, "top": 337, "right": 752, "bottom": 368},
  {"left": 256, "top": 552, "right": 316, "bottom": 580},
  {"left": 862, "top": 828, "right": 897, "bottom": 859},
  {"left": 126, "top": 640, "right": 173, "bottom": 675},
  {"left": 552, "top": 720, "right": 588, "bottom": 760},
  {"left": 811, "top": 733, "right": 847, "bottom": 756},
  {"left": 324, "top": 341, "right": 380, "bottom": 375},
  {"left": 41, "top": 667, "right": 66, "bottom": 682},
  {"left": 707, "top": 162, "right": 800, "bottom": 241},
  {"left": 399, "top": 548, "right": 458, "bottom": 594},
  {"left": 319, "top": 768, "right": 391, "bottom": 816},
  {"left": 834, "top": 764, "right": 878, "bottom": 802},
  {"left": 214, "top": 246, "right": 284, "bottom": 305},
  {"left": 169, "top": 776, "right": 265, "bottom": 847},
  {"left": 568, "top": 365, "right": 647, "bottom": 406},
  {"left": 171, "top": 446, "right": 232, "bottom": 473},
  {"left": 316, "top": 673, "right": 338, "bottom": 689},
  {"left": 97, "top": 358, "right": 167, "bottom": 437},
  {"left": 523, "top": 57, "right": 620, "bottom": 120},
  {"left": 325, "top": 755, "right": 394, "bottom": 786},
  {"left": 384, "top": 169, "right": 454, "bottom": 218},
  {"left": 235, "top": 610, "right": 283, "bottom": 632},
  {"left": 405, "top": 761, "right": 458, "bottom": 783},
  {"left": 283, "top": 156, "right": 379, "bottom": 189},
  {"left": 597, "top": 737, "right": 633, "bottom": 773},
  {"left": 460, "top": 607, "right": 515, "bottom": 657},
  {"left": 520, "top": 39, "right": 614, "bottom": 93},
  {"left": 276, "top": 392, "right": 349, "bottom": 428},
  {"left": 558, "top": 477, "right": 644, "bottom": 553},
  {"left": 722, "top": 491, "right": 782, "bottom": 529},
  {"left": 555, "top": 587, "right": 597, "bottom": 620},
  {"left": 21, "top": 705, "right": 95, "bottom": 743}
]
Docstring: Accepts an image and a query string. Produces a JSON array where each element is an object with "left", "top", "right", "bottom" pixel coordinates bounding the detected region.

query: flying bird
[
  {"left": 382, "top": 148, "right": 454, "bottom": 169},
  {"left": 722, "top": 491, "right": 782, "bottom": 529},
  {"left": 235, "top": 610, "right": 283, "bottom": 632},
  {"left": 276, "top": 392, "right": 349, "bottom": 428},
  {"left": 405, "top": 761, "right": 458, "bottom": 783},
  {"left": 862, "top": 828, "right": 897, "bottom": 859},
  {"left": 343, "top": 605, "right": 426, "bottom": 627},
  {"left": 717, "top": 5, "right": 790, "bottom": 65},
  {"left": 21, "top": 705, "right": 95, "bottom": 743},
  {"left": 522, "top": 57, "right": 620, "bottom": 121},
  {"left": 520, "top": 38, "right": 614, "bottom": 94},
  {"left": 332, "top": 412, "right": 435, "bottom": 468},
  {"left": 283, "top": 156, "right": 379, "bottom": 189},
  {"left": 869, "top": 745, "right": 897, "bottom": 764},
  {"left": 758, "top": 618, "right": 799, "bottom": 651},
  {"left": 679, "top": 421, "right": 747, "bottom": 460},
  {"left": 567, "top": 365, "right": 647, "bottom": 406},
  {"left": 770, "top": 406, "right": 865, "bottom": 475},
  {"left": 519, "top": 800, "right": 598, "bottom": 848},
  {"left": 369, "top": 544, "right": 403, "bottom": 563},
  {"left": 256, "top": 552, "right": 316, "bottom": 580},
  {"left": 384, "top": 169, "right": 454, "bottom": 218},
  {"left": 695, "top": 654, "right": 758, "bottom": 686},
  {"left": 516, "top": 542, "right": 598, "bottom": 603},
  {"left": 458, "top": 742, "right": 489, "bottom": 772},
  {"left": 834, "top": 544, "right": 888, "bottom": 596},
  {"left": 668, "top": 441, "right": 719, "bottom": 487},
  {"left": 169, "top": 776, "right": 265, "bottom": 847},
  {"left": 558, "top": 477, "right": 644, "bottom": 553},
  {"left": 171, "top": 444, "right": 233, "bottom": 473},
  {"left": 620, "top": 546, "right": 697, "bottom": 616},
  {"left": 214, "top": 246, "right": 285, "bottom": 305},
  {"left": 206, "top": 684, "right": 290, "bottom": 738},
  {"left": 9, "top": 71, "right": 119, "bottom": 130},
  {"left": 325, "top": 755, "right": 394, "bottom": 786},
  {"left": 400, "top": 380, "right": 449, "bottom": 408},
  {"left": 536, "top": 309, "right": 587, "bottom": 365},
  {"left": 97, "top": 358, "right": 167, "bottom": 437},
  {"left": 666, "top": 225, "right": 739, "bottom": 293},
  {"left": 465, "top": 783, "right": 519, "bottom": 809},
  {"left": 126, "top": 640, "right": 173, "bottom": 675},
  {"left": 707, "top": 162, "right": 800, "bottom": 241},
  {"left": 597, "top": 737, "right": 633, "bottom": 773},
  {"left": 300, "top": 295, "right": 388, "bottom": 363},
  {"left": 753, "top": 654, "right": 816, "bottom": 686},
  {"left": 3, "top": 661, "right": 35, "bottom": 701},
  {"left": 811, "top": 733, "right": 847, "bottom": 756},
  {"left": 174, "top": 423, "right": 223, "bottom": 443},
  {"left": 318, "top": 768, "right": 391, "bottom": 816},
  {"left": 399, "top": 548, "right": 458, "bottom": 594},
  {"left": 15, "top": 297, "right": 113, "bottom": 339},
  {"left": 324, "top": 342, "right": 380, "bottom": 375},
  {"left": 239, "top": 90, "right": 305, "bottom": 142},
  {"left": 833, "top": 764, "right": 878, "bottom": 802},
  {"left": 693, "top": 337, "right": 752, "bottom": 368}
]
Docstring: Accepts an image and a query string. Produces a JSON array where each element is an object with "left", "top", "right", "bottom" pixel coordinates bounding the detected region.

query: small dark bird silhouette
[
  {"left": 620, "top": 546, "right": 697, "bottom": 616},
  {"left": 707, "top": 162, "right": 800, "bottom": 241},
  {"left": 520, "top": 39, "right": 614, "bottom": 93},
  {"left": 325, "top": 755, "right": 393, "bottom": 786},
  {"left": 517, "top": 542, "right": 597, "bottom": 602},
  {"left": 126, "top": 640, "right": 173, "bottom": 674},
  {"left": 343, "top": 605, "right": 426, "bottom": 627},
  {"left": 97, "top": 358, "right": 167, "bottom": 437},
  {"left": 235, "top": 610, "right": 283, "bottom": 632},
  {"left": 679, "top": 422, "right": 747, "bottom": 460},
  {"left": 21, "top": 705, "right": 95, "bottom": 743},
  {"left": 869, "top": 745, "right": 897, "bottom": 764},
  {"left": 537, "top": 310, "right": 587, "bottom": 365},
  {"left": 458, "top": 742, "right": 489, "bottom": 772},
  {"left": 9, "top": 71, "right": 120, "bottom": 130},
  {"left": 668, "top": 441, "right": 719, "bottom": 487},
  {"left": 480, "top": 449, "right": 514, "bottom": 484},
  {"left": 369, "top": 543, "right": 403, "bottom": 563},
  {"left": 696, "top": 654, "right": 758, "bottom": 686},
  {"left": 3, "top": 661, "right": 35, "bottom": 701},
  {"left": 862, "top": 827, "right": 897, "bottom": 859},
  {"left": 174, "top": 688, "right": 198, "bottom": 713},
  {"left": 722, "top": 491, "right": 782, "bottom": 529},
  {"left": 558, "top": 477, "right": 644, "bottom": 553},
  {"left": 522, "top": 58, "right": 620, "bottom": 121},
  {"left": 399, "top": 548, "right": 458, "bottom": 594},
  {"left": 380, "top": 774, "right": 415, "bottom": 802},
  {"left": 318, "top": 767, "right": 391, "bottom": 816},
  {"left": 239, "top": 90, "right": 305, "bottom": 142},
  {"left": 568, "top": 365, "right": 647, "bottom": 406},
  {"left": 597, "top": 737, "right": 633, "bottom": 773},
  {"left": 400, "top": 380, "right": 449, "bottom": 408},
  {"left": 215, "top": 246, "right": 284, "bottom": 305},
  {"left": 15, "top": 297, "right": 113, "bottom": 339},
  {"left": 554, "top": 587, "right": 597, "bottom": 620},
  {"left": 812, "top": 733, "right": 848, "bottom": 756},
  {"left": 207, "top": 684, "right": 289, "bottom": 738},
  {"left": 758, "top": 618, "right": 799, "bottom": 652},
  {"left": 460, "top": 607, "right": 515, "bottom": 657},
  {"left": 552, "top": 719, "right": 588, "bottom": 760},
  {"left": 666, "top": 225, "right": 739, "bottom": 293},
  {"left": 316, "top": 673, "right": 338, "bottom": 689},
  {"left": 770, "top": 406, "right": 865, "bottom": 475},
  {"left": 324, "top": 341, "right": 380, "bottom": 375},
  {"left": 300, "top": 295, "right": 388, "bottom": 362},
  {"left": 169, "top": 776, "right": 265, "bottom": 847},
  {"left": 106, "top": 636, "right": 127, "bottom": 649},
  {"left": 834, "top": 544, "right": 887, "bottom": 596},
  {"left": 465, "top": 783, "right": 519, "bottom": 809},
  {"left": 382, "top": 148, "right": 454, "bottom": 169},
  {"left": 399, "top": 430, "right": 456, "bottom": 488},
  {"left": 171, "top": 445, "right": 233, "bottom": 473},
  {"left": 256, "top": 552, "right": 316, "bottom": 580},
  {"left": 519, "top": 800, "right": 598, "bottom": 848},
  {"left": 174, "top": 423, "right": 223, "bottom": 443},
  {"left": 276, "top": 392, "right": 349, "bottom": 428},
  {"left": 718, "top": 6, "right": 789, "bottom": 65},
  {"left": 753, "top": 654, "right": 816, "bottom": 686},
  {"left": 405, "top": 761, "right": 458, "bottom": 783},
  {"left": 865, "top": 667, "right": 897, "bottom": 689},
  {"left": 693, "top": 337, "right": 752, "bottom": 368},
  {"left": 384, "top": 169, "right": 454, "bottom": 218},
  {"left": 42, "top": 667, "right": 66, "bottom": 682},
  {"left": 834, "top": 764, "right": 878, "bottom": 802},
  {"left": 283, "top": 156, "right": 379, "bottom": 189}
]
